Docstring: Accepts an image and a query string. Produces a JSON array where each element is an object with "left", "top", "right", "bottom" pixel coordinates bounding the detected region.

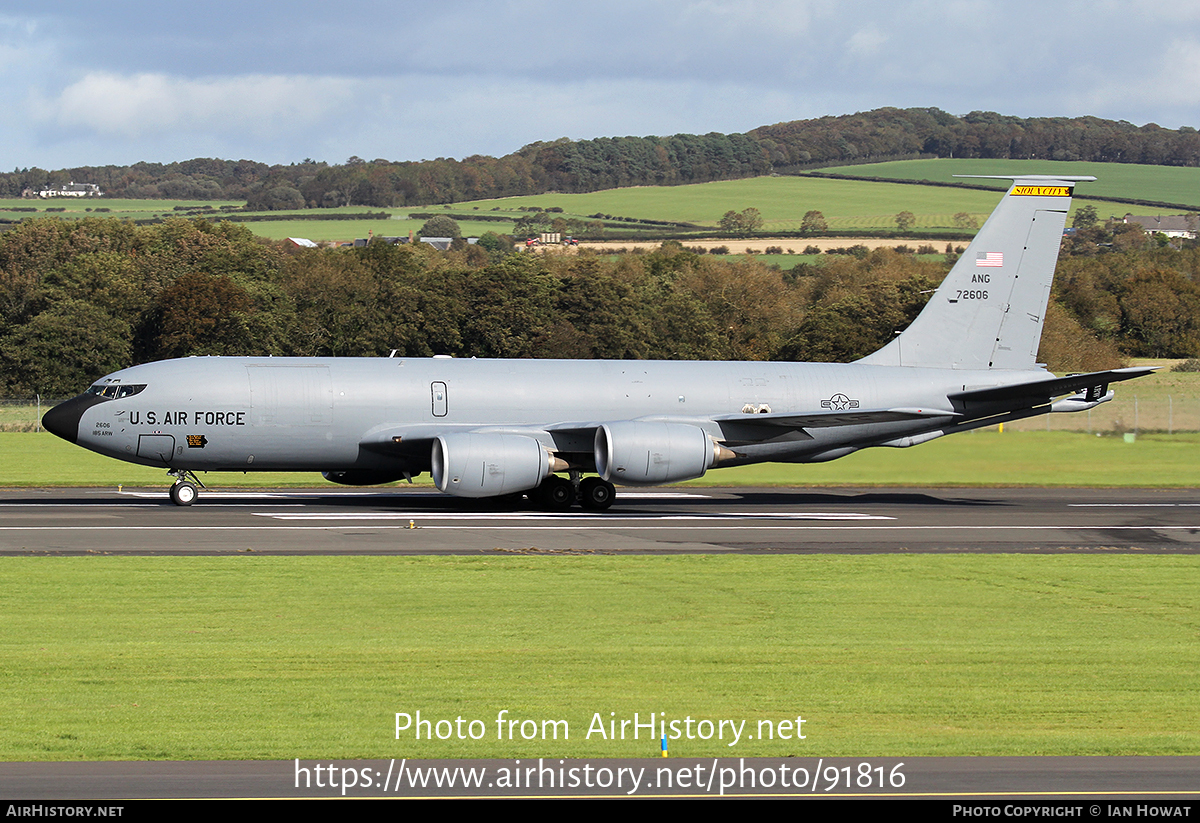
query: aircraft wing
[
  {"left": 358, "top": 408, "right": 960, "bottom": 461},
  {"left": 949, "top": 367, "right": 1155, "bottom": 404},
  {"left": 711, "top": 407, "right": 958, "bottom": 429}
]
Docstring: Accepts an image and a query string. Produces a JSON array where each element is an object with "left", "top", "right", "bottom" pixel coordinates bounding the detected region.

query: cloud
[
  {"left": 1066, "top": 37, "right": 1200, "bottom": 122},
  {"left": 845, "top": 27, "right": 888, "bottom": 57},
  {"left": 1152, "top": 39, "right": 1200, "bottom": 108},
  {"left": 2, "top": 2, "right": 1197, "bottom": 169},
  {"left": 34, "top": 72, "right": 359, "bottom": 140}
]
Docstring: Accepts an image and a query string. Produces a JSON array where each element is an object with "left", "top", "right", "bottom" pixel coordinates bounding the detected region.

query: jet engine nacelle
[
  {"left": 431, "top": 432, "right": 554, "bottom": 498},
  {"left": 595, "top": 421, "right": 719, "bottom": 485}
]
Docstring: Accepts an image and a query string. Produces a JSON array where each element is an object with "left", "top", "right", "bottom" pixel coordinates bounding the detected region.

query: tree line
[
  {"left": 2, "top": 215, "right": 1196, "bottom": 398},
  {"left": 4, "top": 108, "right": 1197, "bottom": 209}
]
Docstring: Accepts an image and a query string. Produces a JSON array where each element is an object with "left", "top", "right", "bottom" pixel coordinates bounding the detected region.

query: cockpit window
[{"left": 86, "top": 384, "right": 146, "bottom": 399}]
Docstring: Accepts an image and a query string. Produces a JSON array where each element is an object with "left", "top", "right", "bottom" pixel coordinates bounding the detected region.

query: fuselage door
[
  {"left": 431, "top": 382, "right": 448, "bottom": 417},
  {"left": 137, "top": 434, "right": 176, "bottom": 465}
]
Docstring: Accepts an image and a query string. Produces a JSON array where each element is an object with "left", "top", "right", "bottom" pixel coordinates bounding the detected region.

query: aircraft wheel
[
  {"left": 170, "top": 481, "right": 198, "bottom": 506},
  {"left": 580, "top": 477, "right": 615, "bottom": 511},
  {"left": 534, "top": 476, "right": 574, "bottom": 510}
]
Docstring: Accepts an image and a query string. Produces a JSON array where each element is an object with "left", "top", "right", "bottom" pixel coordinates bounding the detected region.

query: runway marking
[
  {"left": 4, "top": 524, "right": 1200, "bottom": 532},
  {"left": 120, "top": 491, "right": 300, "bottom": 499},
  {"left": 1069, "top": 503, "right": 1200, "bottom": 507},
  {"left": 115, "top": 490, "right": 711, "bottom": 500},
  {"left": 250, "top": 511, "right": 894, "bottom": 522}
]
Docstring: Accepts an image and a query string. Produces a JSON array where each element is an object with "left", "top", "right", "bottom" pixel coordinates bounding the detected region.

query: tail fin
[{"left": 858, "top": 175, "right": 1094, "bottom": 370}]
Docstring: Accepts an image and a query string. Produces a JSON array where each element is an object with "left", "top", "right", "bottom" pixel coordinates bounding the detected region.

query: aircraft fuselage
[{"left": 45, "top": 355, "right": 1039, "bottom": 476}]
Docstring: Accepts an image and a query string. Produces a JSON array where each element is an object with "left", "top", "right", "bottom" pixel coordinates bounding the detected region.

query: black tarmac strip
[
  {"left": 1, "top": 486, "right": 1199, "bottom": 555},
  {"left": 1, "top": 756, "right": 1199, "bottom": 801}
]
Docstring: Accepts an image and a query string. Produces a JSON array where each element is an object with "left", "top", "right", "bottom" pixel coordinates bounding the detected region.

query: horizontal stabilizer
[{"left": 950, "top": 367, "right": 1155, "bottom": 404}]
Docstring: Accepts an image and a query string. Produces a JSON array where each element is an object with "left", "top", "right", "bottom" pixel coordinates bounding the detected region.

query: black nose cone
[{"left": 42, "top": 394, "right": 108, "bottom": 443}]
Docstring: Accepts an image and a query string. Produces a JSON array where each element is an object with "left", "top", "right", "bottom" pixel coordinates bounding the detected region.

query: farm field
[
  {"left": 818, "top": 158, "right": 1200, "bottom": 212},
  {"left": 4, "top": 159, "right": 1194, "bottom": 241},
  {"left": 0, "top": 199, "right": 443, "bottom": 244},
  {"left": 0, "top": 198, "right": 243, "bottom": 220},
  {"left": 454, "top": 175, "right": 1006, "bottom": 233}
]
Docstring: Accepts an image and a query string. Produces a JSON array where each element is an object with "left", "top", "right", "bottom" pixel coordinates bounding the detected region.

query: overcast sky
[{"left": 2, "top": 1, "right": 1198, "bottom": 170}]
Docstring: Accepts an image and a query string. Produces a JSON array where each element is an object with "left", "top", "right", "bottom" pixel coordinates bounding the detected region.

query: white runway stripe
[
  {"left": 1069, "top": 503, "right": 1200, "bottom": 507},
  {"left": 5, "top": 524, "right": 1199, "bottom": 532},
  {"left": 250, "top": 511, "right": 894, "bottom": 521},
  {"left": 116, "top": 490, "right": 710, "bottom": 501}
]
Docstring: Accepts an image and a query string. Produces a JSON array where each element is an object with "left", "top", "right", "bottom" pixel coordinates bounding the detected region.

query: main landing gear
[
  {"left": 579, "top": 477, "right": 615, "bottom": 510},
  {"left": 167, "top": 469, "right": 206, "bottom": 506},
  {"left": 530, "top": 474, "right": 615, "bottom": 511}
]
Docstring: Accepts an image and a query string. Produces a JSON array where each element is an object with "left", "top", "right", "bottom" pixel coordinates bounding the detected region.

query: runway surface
[
  {"left": 3, "top": 756, "right": 1198, "bottom": 799},
  {"left": 1, "top": 485, "right": 1198, "bottom": 555}
]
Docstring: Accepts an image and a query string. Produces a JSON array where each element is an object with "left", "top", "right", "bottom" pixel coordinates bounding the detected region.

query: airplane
[{"left": 42, "top": 175, "right": 1152, "bottom": 509}]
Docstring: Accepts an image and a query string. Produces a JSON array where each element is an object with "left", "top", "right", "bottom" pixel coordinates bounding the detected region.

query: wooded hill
[
  {"left": 5, "top": 108, "right": 1198, "bottom": 209},
  {"left": 2, "top": 213, "right": 1196, "bottom": 398}
]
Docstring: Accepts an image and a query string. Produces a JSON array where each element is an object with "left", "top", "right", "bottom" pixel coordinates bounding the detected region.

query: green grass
[
  {"left": 252, "top": 217, "right": 523, "bottom": 243},
  {"left": 0, "top": 432, "right": 340, "bottom": 487},
  {"left": 1, "top": 555, "right": 1196, "bottom": 760},
  {"left": 5, "top": 161, "right": 1194, "bottom": 247},
  {"left": 5, "top": 429, "right": 1199, "bottom": 489},
  {"left": 0, "top": 198, "right": 244, "bottom": 220},
  {"left": 244, "top": 217, "right": 410, "bottom": 242},
  {"left": 0, "top": 198, "right": 526, "bottom": 242},
  {"left": 687, "top": 431, "right": 1200, "bottom": 488},
  {"left": 7, "top": 160, "right": 1193, "bottom": 244},
  {"left": 819, "top": 159, "right": 1200, "bottom": 212},
  {"left": 456, "top": 177, "right": 1007, "bottom": 233}
]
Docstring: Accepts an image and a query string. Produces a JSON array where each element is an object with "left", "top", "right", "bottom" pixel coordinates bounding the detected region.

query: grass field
[
  {"left": 455, "top": 176, "right": 1006, "bottom": 233},
  {"left": 5, "top": 159, "right": 1193, "bottom": 242},
  {"left": 0, "top": 199, "right": 439, "bottom": 245},
  {"left": 451, "top": 160, "right": 1200, "bottom": 232},
  {"left": 3, "top": 428, "right": 1199, "bottom": 489},
  {"left": 2, "top": 554, "right": 1196, "bottom": 760},
  {"left": 0, "top": 198, "right": 244, "bottom": 220},
  {"left": 819, "top": 159, "right": 1200, "bottom": 212}
]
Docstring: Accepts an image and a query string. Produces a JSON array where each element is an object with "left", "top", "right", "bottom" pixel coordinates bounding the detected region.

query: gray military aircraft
[{"left": 43, "top": 175, "right": 1151, "bottom": 508}]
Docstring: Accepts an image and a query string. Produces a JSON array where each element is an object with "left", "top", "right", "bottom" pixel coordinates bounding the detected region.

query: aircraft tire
[
  {"left": 580, "top": 477, "right": 615, "bottom": 510},
  {"left": 534, "top": 476, "right": 574, "bottom": 510},
  {"left": 170, "top": 481, "right": 198, "bottom": 507}
]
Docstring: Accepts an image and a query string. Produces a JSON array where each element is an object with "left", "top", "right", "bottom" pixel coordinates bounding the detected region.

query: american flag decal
[{"left": 976, "top": 252, "right": 1003, "bottom": 267}]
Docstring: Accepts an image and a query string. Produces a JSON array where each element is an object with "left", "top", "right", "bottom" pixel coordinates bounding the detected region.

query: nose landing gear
[{"left": 167, "top": 469, "right": 206, "bottom": 506}]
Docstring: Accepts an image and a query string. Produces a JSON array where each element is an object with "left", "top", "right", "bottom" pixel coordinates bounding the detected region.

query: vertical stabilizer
[{"left": 858, "top": 175, "right": 1094, "bottom": 370}]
